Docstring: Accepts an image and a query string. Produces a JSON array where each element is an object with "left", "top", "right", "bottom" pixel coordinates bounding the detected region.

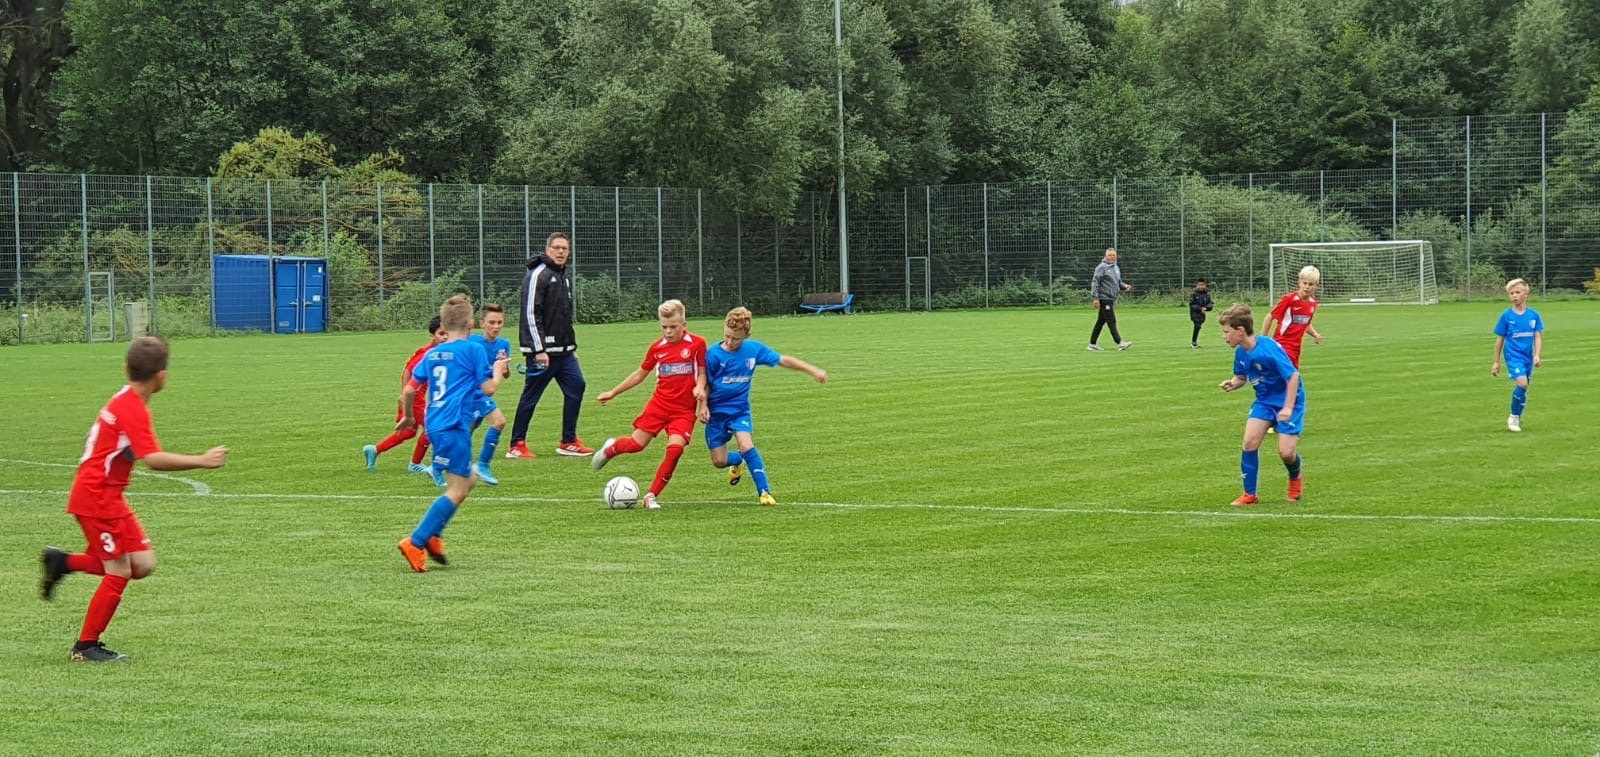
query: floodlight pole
[{"left": 834, "top": 0, "right": 850, "bottom": 294}]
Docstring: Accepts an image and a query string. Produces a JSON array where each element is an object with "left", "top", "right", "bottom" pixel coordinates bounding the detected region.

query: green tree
[
  {"left": 1504, "top": 0, "right": 1593, "bottom": 114},
  {"left": 1, "top": 0, "right": 74, "bottom": 170}
]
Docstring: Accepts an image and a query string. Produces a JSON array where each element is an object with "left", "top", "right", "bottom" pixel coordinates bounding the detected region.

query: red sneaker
[
  {"left": 504, "top": 441, "right": 536, "bottom": 460},
  {"left": 1230, "top": 493, "right": 1259, "bottom": 507},
  {"left": 397, "top": 538, "right": 428, "bottom": 573},
  {"left": 1287, "top": 478, "right": 1304, "bottom": 502},
  {"left": 556, "top": 439, "right": 594, "bottom": 456},
  {"left": 425, "top": 536, "right": 449, "bottom": 566}
]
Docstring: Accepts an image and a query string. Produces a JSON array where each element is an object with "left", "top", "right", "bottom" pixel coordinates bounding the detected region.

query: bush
[{"left": 576, "top": 273, "right": 660, "bottom": 324}]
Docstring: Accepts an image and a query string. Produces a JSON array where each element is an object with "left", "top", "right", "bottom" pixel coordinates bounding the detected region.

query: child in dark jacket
[{"left": 1189, "top": 279, "right": 1214, "bottom": 348}]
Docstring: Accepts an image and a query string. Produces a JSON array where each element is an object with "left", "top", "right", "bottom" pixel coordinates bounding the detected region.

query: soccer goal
[{"left": 1268, "top": 240, "right": 1439, "bottom": 305}]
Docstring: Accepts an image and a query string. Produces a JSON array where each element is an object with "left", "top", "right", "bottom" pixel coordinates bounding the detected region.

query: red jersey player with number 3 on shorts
[
  {"left": 590, "top": 299, "right": 708, "bottom": 510},
  {"left": 39, "top": 336, "right": 229, "bottom": 662},
  {"left": 1262, "top": 265, "right": 1323, "bottom": 368}
]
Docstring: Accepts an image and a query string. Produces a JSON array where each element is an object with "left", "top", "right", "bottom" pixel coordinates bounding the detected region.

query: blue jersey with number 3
[{"left": 411, "top": 338, "right": 491, "bottom": 433}]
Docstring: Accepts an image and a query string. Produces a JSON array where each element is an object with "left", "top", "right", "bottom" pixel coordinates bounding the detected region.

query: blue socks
[
  {"left": 745, "top": 447, "right": 770, "bottom": 494},
  {"left": 724, "top": 451, "right": 743, "bottom": 469},
  {"left": 479, "top": 427, "right": 502, "bottom": 466},
  {"left": 1241, "top": 449, "right": 1260, "bottom": 495},
  {"left": 410, "top": 495, "right": 458, "bottom": 547},
  {"left": 1285, "top": 454, "right": 1302, "bottom": 481},
  {"left": 1511, "top": 385, "right": 1527, "bottom": 416}
]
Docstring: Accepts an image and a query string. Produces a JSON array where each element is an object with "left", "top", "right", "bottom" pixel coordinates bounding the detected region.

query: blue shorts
[
  {"left": 704, "top": 410, "right": 754, "bottom": 450},
  {"left": 1505, "top": 361, "right": 1533, "bottom": 382},
  {"left": 1250, "top": 400, "right": 1305, "bottom": 436},
  {"left": 473, "top": 396, "right": 498, "bottom": 419},
  {"left": 427, "top": 428, "right": 473, "bottom": 478}
]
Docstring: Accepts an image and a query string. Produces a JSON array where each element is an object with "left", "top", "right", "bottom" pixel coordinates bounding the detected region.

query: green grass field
[{"left": 2, "top": 301, "right": 1598, "bottom": 755}]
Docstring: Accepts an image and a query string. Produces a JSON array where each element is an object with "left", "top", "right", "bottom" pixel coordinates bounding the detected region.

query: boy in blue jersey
[
  {"left": 700, "top": 307, "right": 828, "bottom": 506},
  {"left": 468, "top": 303, "right": 514, "bottom": 484},
  {"left": 395, "top": 294, "right": 509, "bottom": 572},
  {"left": 1491, "top": 278, "right": 1544, "bottom": 433},
  {"left": 1216, "top": 304, "right": 1305, "bottom": 507}
]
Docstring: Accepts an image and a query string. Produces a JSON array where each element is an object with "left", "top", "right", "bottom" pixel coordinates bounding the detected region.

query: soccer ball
[{"left": 604, "top": 476, "right": 641, "bottom": 509}]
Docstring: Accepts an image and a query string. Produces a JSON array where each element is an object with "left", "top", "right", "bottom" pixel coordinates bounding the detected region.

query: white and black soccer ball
[{"left": 604, "top": 476, "right": 641, "bottom": 509}]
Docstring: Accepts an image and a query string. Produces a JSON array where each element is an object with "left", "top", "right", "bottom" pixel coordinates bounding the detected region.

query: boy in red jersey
[
  {"left": 364, "top": 316, "right": 447, "bottom": 474},
  {"left": 1262, "top": 265, "right": 1323, "bottom": 368},
  {"left": 39, "top": 336, "right": 228, "bottom": 662},
  {"left": 590, "top": 299, "right": 708, "bottom": 510}
]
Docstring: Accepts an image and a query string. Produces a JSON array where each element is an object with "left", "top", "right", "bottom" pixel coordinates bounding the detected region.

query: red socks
[
  {"left": 79, "top": 574, "right": 129, "bottom": 643},
  {"left": 611, "top": 437, "right": 645, "bottom": 455},
  {"left": 375, "top": 427, "right": 416, "bottom": 454},
  {"left": 66, "top": 553, "right": 105, "bottom": 574},
  {"left": 411, "top": 432, "right": 431, "bottom": 465},
  {"left": 649, "top": 444, "right": 685, "bottom": 496}
]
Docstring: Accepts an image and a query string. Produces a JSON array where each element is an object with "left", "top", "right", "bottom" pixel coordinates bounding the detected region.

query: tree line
[{"left": 4, "top": 0, "right": 1598, "bottom": 221}]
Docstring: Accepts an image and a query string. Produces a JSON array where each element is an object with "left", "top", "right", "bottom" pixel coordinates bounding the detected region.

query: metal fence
[{"left": 3, "top": 113, "right": 1597, "bottom": 344}]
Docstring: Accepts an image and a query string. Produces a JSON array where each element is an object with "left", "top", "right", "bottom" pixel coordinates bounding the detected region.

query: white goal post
[{"left": 1268, "top": 240, "right": 1439, "bottom": 305}]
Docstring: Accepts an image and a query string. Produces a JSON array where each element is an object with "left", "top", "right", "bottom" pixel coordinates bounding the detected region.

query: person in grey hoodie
[{"left": 1088, "top": 247, "right": 1135, "bottom": 351}]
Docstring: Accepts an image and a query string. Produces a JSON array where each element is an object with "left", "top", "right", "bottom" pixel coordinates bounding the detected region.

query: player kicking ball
[{"left": 1216, "top": 304, "right": 1305, "bottom": 506}]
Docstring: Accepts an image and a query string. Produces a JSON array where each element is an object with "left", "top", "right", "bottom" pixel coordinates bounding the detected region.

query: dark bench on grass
[{"left": 799, "top": 292, "right": 854, "bottom": 315}]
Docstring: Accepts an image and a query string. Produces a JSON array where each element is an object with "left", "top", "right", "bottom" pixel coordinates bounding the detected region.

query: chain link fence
[{"left": 3, "top": 113, "right": 1597, "bottom": 344}]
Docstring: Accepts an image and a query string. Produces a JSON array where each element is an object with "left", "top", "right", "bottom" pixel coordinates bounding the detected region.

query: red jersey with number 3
[
  {"left": 68, "top": 386, "right": 162, "bottom": 519},
  {"left": 1269, "top": 292, "right": 1319, "bottom": 352},
  {"left": 640, "top": 333, "right": 706, "bottom": 413}
]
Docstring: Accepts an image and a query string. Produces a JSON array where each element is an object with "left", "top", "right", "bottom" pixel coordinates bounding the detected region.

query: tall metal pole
[
  {"left": 13, "top": 173, "right": 22, "bottom": 342},
  {"left": 81, "top": 174, "right": 90, "bottom": 342},
  {"left": 145, "top": 175, "right": 155, "bottom": 328},
  {"left": 1540, "top": 113, "right": 1548, "bottom": 296},
  {"left": 834, "top": 0, "right": 850, "bottom": 294}
]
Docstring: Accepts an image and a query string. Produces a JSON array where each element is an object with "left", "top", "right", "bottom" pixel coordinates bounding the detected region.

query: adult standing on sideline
[
  {"left": 1088, "top": 247, "right": 1134, "bottom": 351},
  {"left": 505, "top": 232, "right": 594, "bottom": 459}
]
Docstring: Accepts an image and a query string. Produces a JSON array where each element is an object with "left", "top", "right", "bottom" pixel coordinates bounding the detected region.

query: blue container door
[
  {"left": 302, "top": 261, "right": 327, "bottom": 332},
  {"left": 274, "top": 259, "right": 303, "bottom": 333}
]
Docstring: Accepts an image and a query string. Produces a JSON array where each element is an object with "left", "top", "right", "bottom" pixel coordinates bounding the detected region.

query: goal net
[{"left": 1268, "top": 240, "right": 1439, "bottom": 305}]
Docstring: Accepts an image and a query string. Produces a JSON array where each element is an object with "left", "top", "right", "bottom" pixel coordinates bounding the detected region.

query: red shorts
[
  {"left": 76, "top": 513, "right": 151, "bottom": 560},
  {"left": 634, "top": 400, "right": 696, "bottom": 442}
]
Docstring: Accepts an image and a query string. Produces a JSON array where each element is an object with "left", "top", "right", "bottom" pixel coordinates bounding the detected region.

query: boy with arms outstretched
[
  {"left": 590, "top": 299, "right": 708, "bottom": 510},
  {"left": 1491, "top": 278, "right": 1544, "bottom": 433},
  {"left": 1216, "top": 304, "right": 1305, "bottom": 507},
  {"left": 1262, "top": 265, "right": 1323, "bottom": 368},
  {"left": 40, "top": 336, "right": 228, "bottom": 661},
  {"left": 364, "top": 316, "right": 446, "bottom": 474},
  {"left": 468, "top": 303, "right": 514, "bottom": 484},
  {"left": 701, "top": 307, "right": 827, "bottom": 506},
  {"left": 396, "top": 294, "right": 509, "bottom": 572}
]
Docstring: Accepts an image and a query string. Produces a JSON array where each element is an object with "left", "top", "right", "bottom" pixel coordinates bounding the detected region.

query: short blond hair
[
  {"left": 1299, "top": 265, "right": 1321, "bottom": 285},
  {"left": 724, "top": 306, "right": 752, "bottom": 337},
  {"left": 1218, "top": 303, "right": 1255, "bottom": 335},
  {"left": 658, "top": 299, "right": 686, "bottom": 321},
  {"left": 440, "top": 293, "right": 474, "bottom": 332},
  {"left": 1505, "top": 278, "right": 1528, "bottom": 293}
]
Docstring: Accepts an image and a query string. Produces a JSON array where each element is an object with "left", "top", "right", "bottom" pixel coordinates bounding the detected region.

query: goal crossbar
[{"left": 1268, "top": 240, "right": 1438, "bottom": 305}]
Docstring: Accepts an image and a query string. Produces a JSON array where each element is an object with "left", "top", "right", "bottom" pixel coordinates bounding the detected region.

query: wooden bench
[{"left": 799, "top": 292, "right": 854, "bottom": 315}]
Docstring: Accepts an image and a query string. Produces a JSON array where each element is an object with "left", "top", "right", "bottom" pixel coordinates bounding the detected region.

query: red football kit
[
  {"left": 398, "top": 343, "right": 432, "bottom": 421},
  {"left": 1268, "top": 292, "right": 1318, "bottom": 367},
  {"left": 633, "top": 333, "right": 707, "bottom": 440},
  {"left": 68, "top": 386, "right": 161, "bottom": 558}
]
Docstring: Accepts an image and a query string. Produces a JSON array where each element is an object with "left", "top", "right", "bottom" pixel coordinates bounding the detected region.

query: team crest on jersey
[
  {"left": 746, "top": 358, "right": 756, "bottom": 370},
  {"left": 680, "top": 347, "right": 690, "bottom": 358}
]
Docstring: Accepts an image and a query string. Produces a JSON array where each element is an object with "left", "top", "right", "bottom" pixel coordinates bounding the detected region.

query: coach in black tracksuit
[{"left": 509, "top": 231, "right": 590, "bottom": 457}]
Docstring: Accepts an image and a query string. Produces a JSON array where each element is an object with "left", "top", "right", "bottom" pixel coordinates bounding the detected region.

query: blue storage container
[
  {"left": 212, "top": 254, "right": 329, "bottom": 333},
  {"left": 272, "top": 257, "right": 329, "bottom": 333},
  {"left": 213, "top": 255, "right": 273, "bottom": 331}
]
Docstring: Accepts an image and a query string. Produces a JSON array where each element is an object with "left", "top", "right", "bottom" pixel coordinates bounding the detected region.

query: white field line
[
  {"left": 0, "top": 458, "right": 212, "bottom": 495},
  {"left": 1, "top": 487, "right": 1597, "bottom": 526}
]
